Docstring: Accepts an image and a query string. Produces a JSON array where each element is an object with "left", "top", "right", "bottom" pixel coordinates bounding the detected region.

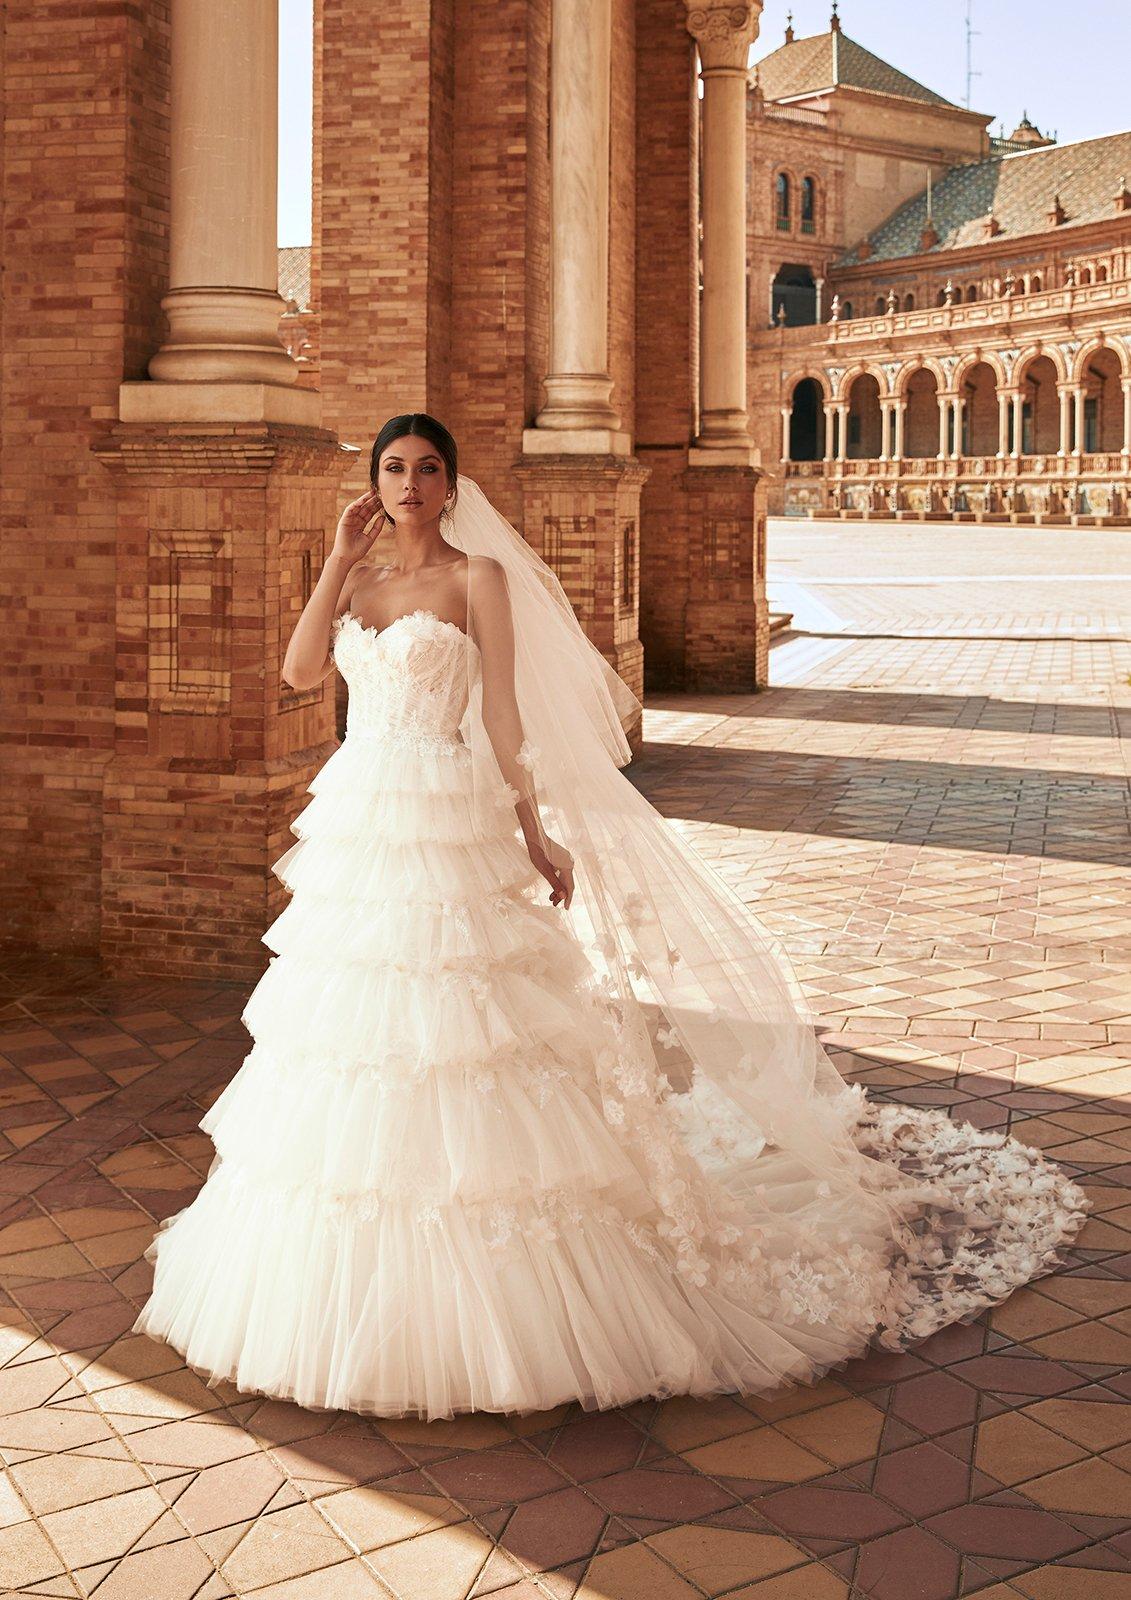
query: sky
[{"left": 277, "top": 0, "right": 1131, "bottom": 247}]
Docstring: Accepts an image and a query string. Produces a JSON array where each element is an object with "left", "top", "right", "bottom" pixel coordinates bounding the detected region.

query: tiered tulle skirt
[{"left": 132, "top": 728, "right": 1091, "bottom": 1420}]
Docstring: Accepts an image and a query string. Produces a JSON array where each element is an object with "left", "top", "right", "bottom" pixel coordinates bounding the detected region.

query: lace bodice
[{"left": 332, "top": 609, "right": 477, "bottom": 743}]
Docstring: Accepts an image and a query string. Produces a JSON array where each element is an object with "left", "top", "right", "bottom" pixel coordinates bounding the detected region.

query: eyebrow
[{"left": 382, "top": 453, "right": 441, "bottom": 463}]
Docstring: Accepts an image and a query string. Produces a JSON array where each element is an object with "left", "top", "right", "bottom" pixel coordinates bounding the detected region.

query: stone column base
[
  {"left": 511, "top": 454, "right": 651, "bottom": 759},
  {"left": 682, "top": 461, "right": 769, "bottom": 691},
  {"left": 92, "top": 418, "right": 353, "bottom": 976}
]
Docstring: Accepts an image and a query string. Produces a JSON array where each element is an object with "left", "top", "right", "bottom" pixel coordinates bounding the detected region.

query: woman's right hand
[{"left": 331, "top": 488, "right": 387, "bottom": 566}]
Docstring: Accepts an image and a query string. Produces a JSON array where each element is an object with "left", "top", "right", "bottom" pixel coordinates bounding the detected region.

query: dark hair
[{"left": 369, "top": 413, "right": 459, "bottom": 526}]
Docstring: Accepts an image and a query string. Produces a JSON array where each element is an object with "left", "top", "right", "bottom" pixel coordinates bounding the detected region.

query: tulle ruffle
[{"left": 134, "top": 708, "right": 1092, "bottom": 1421}]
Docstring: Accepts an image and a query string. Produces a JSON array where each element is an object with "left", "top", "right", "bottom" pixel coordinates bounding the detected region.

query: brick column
[
  {"left": 519, "top": 0, "right": 647, "bottom": 724},
  {"left": 97, "top": 0, "right": 349, "bottom": 977},
  {"left": 1, "top": 3, "right": 171, "bottom": 956},
  {"left": 679, "top": 0, "right": 767, "bottom": 692}
]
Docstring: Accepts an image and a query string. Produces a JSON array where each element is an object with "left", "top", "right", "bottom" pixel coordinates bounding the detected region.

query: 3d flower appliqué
[{"left": 515, "top": 739, "right": 540, "bottom": 770}]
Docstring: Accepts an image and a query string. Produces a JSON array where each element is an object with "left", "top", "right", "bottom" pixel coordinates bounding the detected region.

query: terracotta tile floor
[{"left": 2, "top": 521, "right": 1130, "bottom": 1598}]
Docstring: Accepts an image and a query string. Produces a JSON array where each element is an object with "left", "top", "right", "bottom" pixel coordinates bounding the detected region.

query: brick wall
[
  {"left": 634, "top": 0, "right": 698, "bottom": 689},
  {"left": 0, "top": 1, "right": 171, "bottom": 952}
]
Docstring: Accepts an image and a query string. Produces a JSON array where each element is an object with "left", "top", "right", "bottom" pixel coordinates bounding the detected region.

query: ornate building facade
[{"left": 748, "top": 11, "right": 1131, "bottom": 523}]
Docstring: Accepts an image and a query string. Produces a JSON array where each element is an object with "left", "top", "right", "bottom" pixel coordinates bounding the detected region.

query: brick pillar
[
  {"left": 683, "top": 463, "right": 769, "bottom": 691},
  {"left": 518, "top": 0, "right": 647, "bottom": 738},
  {"left": 92, "top": 0, "right": 351, "bottom": 978},
  {"left": 92, "top": 427, "right": 351, "bottom": 978},
  {"left": 682, "top": 0, "right": 766, "bottom": 692},
  {"left": 317, "top": 0, "right": 454, "bottom": 482},
  {"left": 634, "top": 0, "right": 699, "bottom": 690},
  {"left": 0, "top": 1, "right": 171, "bottom": 956},
  {"left": 511, "top": 458, "right": 647, "bottom": 752}
]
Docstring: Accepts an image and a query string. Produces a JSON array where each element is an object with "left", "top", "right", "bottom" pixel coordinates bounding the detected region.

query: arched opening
[
  {"left": 1079, "top": 265, "right": 1093, "bottom": 285},
  {"left": 1030, "top": 273, "right": 1042, "bottom": 292},
  {"left": 775, "top": 172, "right": 791, "bottom": 231},
  {"left": 903, "top": 292, "right": 915, "bottom": 311},
  {"left": 1082, "top": 348, "right": 1123, "bottom": 452},
  {"left": 935, "top": 287, "right": 947, "bottom": 307},
  {"left": 965, "top": 284, "right": 978, "bottom": 302},
  {"left": 961, "top": 361, "right": 998, "bottom": 456},
  {"left": 771, "top": 264, "right": 817, "bottom": 326},
  {"left": 800, "top": 176, "right": 817, "bottom": 234},
  {"left": 904, "top": 368, "right": 940, "bottom": 458},
  {"left": 841, "top": 299, "right": 853, "bottom": 320},
  {"left": 846, "top": 372, "right": 882, "bottom": 459},
  {"left": 787, "top": 377, "right": 825, "bottom": 460},
  {"left": 1017, "top": 355, "right": 1060, "bottom": 454},
  {"left": 874, "top": 296, "right": 885, "bottom": 315},
  {"left": 1097, "top": 264, "right": 1109, "bottom": 283}
]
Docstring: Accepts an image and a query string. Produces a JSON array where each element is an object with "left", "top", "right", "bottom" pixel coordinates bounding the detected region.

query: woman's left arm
[{"left": 472, "top": 555, "right": 574, "bottom": 908}]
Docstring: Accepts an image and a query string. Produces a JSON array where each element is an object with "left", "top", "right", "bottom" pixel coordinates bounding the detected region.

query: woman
[{"left": 132, "top": 413, "right": 1089, "bottom": 1421}]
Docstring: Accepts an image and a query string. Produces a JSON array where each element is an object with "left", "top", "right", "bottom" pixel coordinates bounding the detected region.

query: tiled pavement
[{"left": 2, "top": 520, "right": 1130, "bottom": 1599}]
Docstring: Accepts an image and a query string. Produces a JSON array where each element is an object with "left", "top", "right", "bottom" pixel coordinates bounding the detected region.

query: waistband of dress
[{"left": 344, "top": 725, "right": 467, "bottom": 750}]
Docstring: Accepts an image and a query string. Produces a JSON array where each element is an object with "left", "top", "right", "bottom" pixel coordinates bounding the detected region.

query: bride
[{"left": 132, "top": 411, "right": 1089, "bottom": 1421}]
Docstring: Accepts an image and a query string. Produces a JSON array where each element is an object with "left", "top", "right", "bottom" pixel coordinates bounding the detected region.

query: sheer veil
[{"left": 447, "top": 472, "right": 1005, "bottom": 1349}]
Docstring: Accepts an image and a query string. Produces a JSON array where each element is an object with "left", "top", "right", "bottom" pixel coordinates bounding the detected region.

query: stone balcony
[{"left": 778, "top": 452, "right": 1131, "bottom": 523}]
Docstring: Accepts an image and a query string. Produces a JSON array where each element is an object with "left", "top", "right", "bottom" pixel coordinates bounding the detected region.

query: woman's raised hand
[{"left": 332, "top": 488, "right": 387, "bottom": 566}]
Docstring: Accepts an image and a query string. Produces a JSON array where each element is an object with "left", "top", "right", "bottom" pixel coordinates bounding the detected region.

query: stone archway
[
  {"left": 904, "top": 367, "right": 940, "bottom": 459},
  {"left": 846, "top": 372, "right": 882, "bottom": 459},
  {"left": 1017, "top": 354, "right": 1060, "bottom": 454},
  {"left": 1081, "top": 347, "right": 1124, "bottom": 452},
  {"left": 788, "top": 376, "right": 825, "bottom": 460},
  {"left": 961, "top": 361, "right": 998, "bottom": 456}
]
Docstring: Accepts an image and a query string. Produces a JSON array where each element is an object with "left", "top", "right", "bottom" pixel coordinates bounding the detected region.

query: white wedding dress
[{"left": 133, "top": 607, "right": 1089, "bottom": 1420}]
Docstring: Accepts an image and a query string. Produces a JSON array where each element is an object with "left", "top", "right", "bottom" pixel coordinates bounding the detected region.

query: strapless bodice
[{"left": 331, "top": 609, "right": 477, "bottom": 745}]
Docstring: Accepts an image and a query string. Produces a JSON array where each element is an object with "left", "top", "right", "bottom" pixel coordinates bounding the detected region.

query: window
[
  {"left": 775, "top": 172, "right": 791, "bottom": 231},
  {"left": 800, "top": 176, "right": 816, "bottom": 234},
  {"left": 1084, "top": 397, "right": 1098, "bottom": 452},
  {"left": 904, "top": 292, "right": 915, "bottom": 311},
  {"left": 841, "top": 300, "right": 853, "bottom": 320},
  {"left": 874, "top": 296, "right": 886, "bottom": 315},
  {"left": 1097, "top": 264, "right": 1109, "bottom": 283},
  {"left": 1030, "top": 273, "right": 1042, "bottom": 292},
  {"left": 966, "top": 284, "right": 978, "bottom": 302},
  {"left": 936, "top": 288, "right": 947, "bottom": 306}
]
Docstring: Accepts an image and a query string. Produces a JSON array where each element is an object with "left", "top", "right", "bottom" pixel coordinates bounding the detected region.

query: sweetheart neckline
[{"left": 337, "top": 608, "right": 471, "bottom": 646}]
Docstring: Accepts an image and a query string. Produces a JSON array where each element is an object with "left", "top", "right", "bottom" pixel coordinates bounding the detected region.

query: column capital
[{"left": 684, "top": 2, "right": 763, "bottom": 70}]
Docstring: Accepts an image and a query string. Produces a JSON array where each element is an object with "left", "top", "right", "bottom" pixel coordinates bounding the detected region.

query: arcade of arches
[{"left": 779, "top": 339, "right": 1131, "bottom": 520}]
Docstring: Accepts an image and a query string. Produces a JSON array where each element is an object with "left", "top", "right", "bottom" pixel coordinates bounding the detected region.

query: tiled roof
[
  {"left": 754, "top": 27, "right": 959, "bottom": 110},
  {"left": 278, "top": 244, "right": 311, "bottom": 311},
  {"left": 838, "top": 130, "right": 1131, "bottom": 265}
]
